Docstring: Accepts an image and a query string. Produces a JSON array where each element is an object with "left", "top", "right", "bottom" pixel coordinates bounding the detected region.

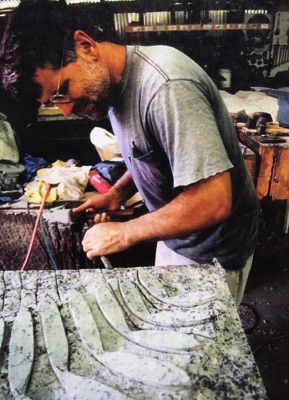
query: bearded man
[{"left": 0, "top": 0, "right": 260, "bottom": 306}]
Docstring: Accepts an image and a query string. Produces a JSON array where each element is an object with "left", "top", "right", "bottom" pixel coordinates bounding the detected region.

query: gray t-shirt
[{"left": 108, "top": 45, "right": 259, "bottom": 269}]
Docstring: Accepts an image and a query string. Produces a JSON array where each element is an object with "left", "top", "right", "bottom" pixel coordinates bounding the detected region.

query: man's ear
[{"left": 73, "top": 30, "right": 99, "bottom": 60}]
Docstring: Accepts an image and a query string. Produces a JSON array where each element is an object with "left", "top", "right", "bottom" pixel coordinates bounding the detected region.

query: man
[{"left": 0, "top": 0, "right": 259, "bottom": 306}]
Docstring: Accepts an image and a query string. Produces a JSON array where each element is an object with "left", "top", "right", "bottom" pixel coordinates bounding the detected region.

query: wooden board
[{"left": 266, "top": 122, "right": 289, "bottom": 135}]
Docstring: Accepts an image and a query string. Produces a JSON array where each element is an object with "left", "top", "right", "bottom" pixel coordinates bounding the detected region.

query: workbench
[
  {"left": 237, "top": 126, "right": 289, "bottom": 233},
  {"left": 0, "top": 207, "right": 155, "bottom": 271},
  {"left": 0, "top": 264, "right": 267, "bottom": 399}
]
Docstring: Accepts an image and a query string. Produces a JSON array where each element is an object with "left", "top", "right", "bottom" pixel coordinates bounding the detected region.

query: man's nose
[{"left": 57, "top": 103, "right": 74, "bottom": 116}]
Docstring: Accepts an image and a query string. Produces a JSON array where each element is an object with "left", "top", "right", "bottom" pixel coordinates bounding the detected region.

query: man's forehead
[
  {"left": 34, "top": 66, "right": 57, "bottom": 77},
  {"left": 32, "top": 68, "right": 60, "bottom": 100}
]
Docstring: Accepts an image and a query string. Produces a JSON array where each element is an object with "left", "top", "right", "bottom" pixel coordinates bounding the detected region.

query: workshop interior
[{"left": 1, "top": 1, "right": 289, "bottom": 399}]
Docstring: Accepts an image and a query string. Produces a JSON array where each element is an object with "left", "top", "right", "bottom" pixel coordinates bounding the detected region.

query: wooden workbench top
[{"left": 237, "top": 126, "right": 289, "bottom": 200}]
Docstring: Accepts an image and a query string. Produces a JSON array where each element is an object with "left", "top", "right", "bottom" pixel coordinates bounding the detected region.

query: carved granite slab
[{"left": 0, "top": 263, "right": 268, "bottom": 399}]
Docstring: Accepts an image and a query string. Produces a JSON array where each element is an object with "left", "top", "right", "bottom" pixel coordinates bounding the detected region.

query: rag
[{"left": 24, "top": 160, "right": 91, "bottom": 203}]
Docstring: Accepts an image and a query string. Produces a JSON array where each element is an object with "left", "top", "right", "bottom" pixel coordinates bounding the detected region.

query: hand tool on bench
[
  {"left": 68, "top": 207, "right": 136, "bottom": 232},
  {"left": 68, "top": 203, "right": 145, "bottom": 269}
]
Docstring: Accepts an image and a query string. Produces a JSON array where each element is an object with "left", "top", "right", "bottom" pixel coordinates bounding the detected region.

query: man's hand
[
  {"left": 82, "top": 221, "right": 129, "bottom": 259},
  {"left": 72, "top": 192, "right": 120, "bottom": 214},
  {"left": 72, "top": 170, "right": 136, "bottom": 217}
]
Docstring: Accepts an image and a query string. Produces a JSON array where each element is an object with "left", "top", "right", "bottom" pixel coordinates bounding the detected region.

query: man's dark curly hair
[{"left": 0, "top": 0, "right": 109, "bottom": 102}]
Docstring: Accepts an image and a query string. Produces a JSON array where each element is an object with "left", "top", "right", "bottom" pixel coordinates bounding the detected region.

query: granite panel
[{"left": 0, "top": 263, "right": 267, "bottom": 399}]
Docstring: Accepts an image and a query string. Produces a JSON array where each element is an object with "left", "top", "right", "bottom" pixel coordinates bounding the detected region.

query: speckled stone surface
[{"left": 0, "top": 263, "right": 268, "bottom": 399}]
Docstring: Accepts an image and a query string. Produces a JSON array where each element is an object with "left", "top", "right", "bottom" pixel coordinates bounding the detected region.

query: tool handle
[{"left": 84, "top": 208, "right": 134, "bottom": 220}]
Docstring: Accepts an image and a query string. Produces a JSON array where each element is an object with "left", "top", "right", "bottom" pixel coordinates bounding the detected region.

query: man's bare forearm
[
  {"left": 82, "top": 171, "right": 232, "bottom": 259},
  {"left": 122, "top": 171, "right": 232, "bottom": 247},
  {"left": 108, "top": 170, "right": 137, "bottom": 206}
]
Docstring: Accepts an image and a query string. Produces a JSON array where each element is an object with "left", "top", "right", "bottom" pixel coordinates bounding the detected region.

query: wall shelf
[{"left": 125, "top": 22, "right": 272, "bottom": 33}]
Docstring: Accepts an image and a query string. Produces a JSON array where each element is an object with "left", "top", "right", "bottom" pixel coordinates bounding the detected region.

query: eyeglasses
[{"left": 49, "top": 53, "right": 71, "bottom": 105}]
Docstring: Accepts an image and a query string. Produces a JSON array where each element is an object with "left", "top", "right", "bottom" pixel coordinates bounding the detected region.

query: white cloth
[
  {"left": 225, "top": 254, "right": 253, "bottom": 307},
  {"left": 39, "top": 165, "right": 91, "bottom": 200},
  {"left": 155, "top": 240, "right": 199, "bottom": 266},
  {"left": 24, "top": 163, "right": 92, "bottom": 202},
  {"left": 220, "top": 90, "right": 279, "bottom": 121}
]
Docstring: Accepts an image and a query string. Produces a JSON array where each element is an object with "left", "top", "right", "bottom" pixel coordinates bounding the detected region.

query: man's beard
[
  {"left": 73, "top": 96, "right": 110, "bottom": 121},
  {"left": 73, "top": 59, "right": 113, "bottom": 121}
]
